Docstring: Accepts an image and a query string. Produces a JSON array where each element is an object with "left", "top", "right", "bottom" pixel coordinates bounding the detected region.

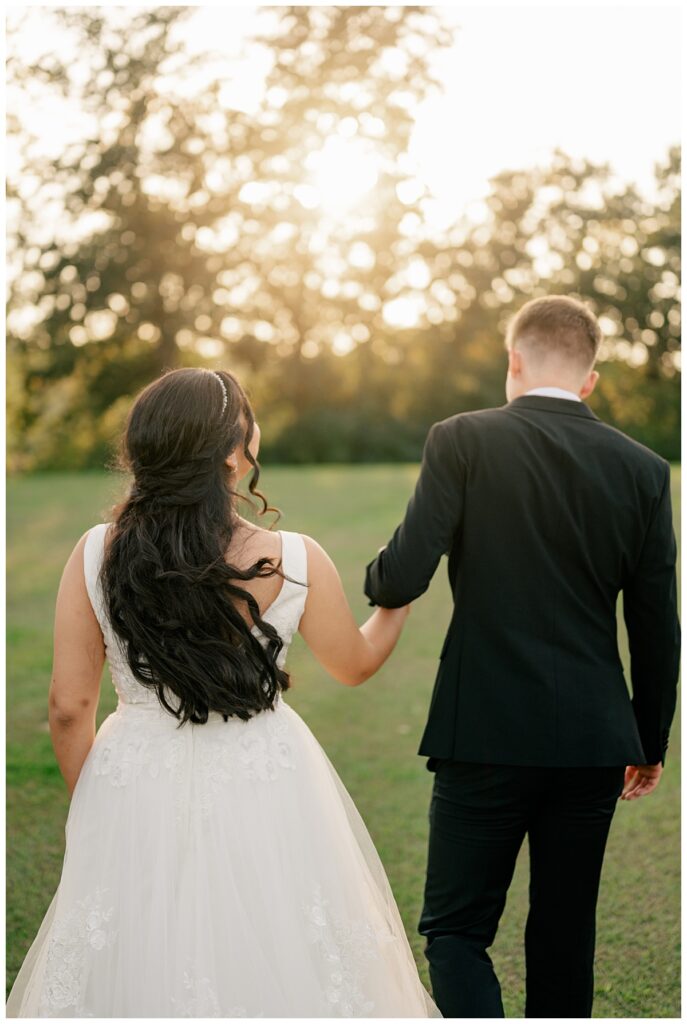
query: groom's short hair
[{"left": 506, "top": 295, "right": 602, "bottom": 370}]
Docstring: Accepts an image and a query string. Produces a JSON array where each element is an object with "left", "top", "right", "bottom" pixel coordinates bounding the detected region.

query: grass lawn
[{"left": 6, "top": 465, "right": 681, "bottom": 1016}]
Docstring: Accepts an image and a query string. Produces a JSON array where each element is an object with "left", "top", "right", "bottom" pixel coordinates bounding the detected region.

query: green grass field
[{"left": 7, "top": 466, "right": 681, "bottom": 1016}]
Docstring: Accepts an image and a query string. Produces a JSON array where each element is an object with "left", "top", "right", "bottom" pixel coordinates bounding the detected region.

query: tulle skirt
[{"left": 6, "top": 695, "right": 440, "bottom": 1017}]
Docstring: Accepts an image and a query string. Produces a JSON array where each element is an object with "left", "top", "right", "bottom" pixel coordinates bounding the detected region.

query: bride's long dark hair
[{"left": 100, "top": 367, "right": 291, "bottom": 725}]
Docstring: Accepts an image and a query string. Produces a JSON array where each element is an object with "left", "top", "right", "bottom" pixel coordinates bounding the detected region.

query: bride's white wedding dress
[{"left": 7, "top": 523, "right": 440, "bottom": 1018}]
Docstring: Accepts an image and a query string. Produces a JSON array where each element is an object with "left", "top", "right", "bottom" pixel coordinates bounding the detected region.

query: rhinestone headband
[{"left": 211, "top": 371, "right": 228, "bottom": 417}]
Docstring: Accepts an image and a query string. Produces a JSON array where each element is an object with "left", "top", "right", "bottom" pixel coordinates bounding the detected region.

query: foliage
[{"left": 6, "top": 8, "right": 680, "bottom": 469}]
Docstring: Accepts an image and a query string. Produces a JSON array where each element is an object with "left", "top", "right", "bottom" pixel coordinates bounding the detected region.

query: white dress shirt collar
[{"left": 523, "top": 386, "right": 582, "bottom": 403}]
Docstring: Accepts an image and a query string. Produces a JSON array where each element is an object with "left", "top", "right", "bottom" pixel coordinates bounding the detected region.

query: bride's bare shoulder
[
  {"left": 298, "top": 535, "right": 340, "bottom": 586},
  {"left": 230, "top": 517, "right": 282, "bottom": 560},
  {"left": 232, "top": 521, "right": 334, "bottom": 583}
]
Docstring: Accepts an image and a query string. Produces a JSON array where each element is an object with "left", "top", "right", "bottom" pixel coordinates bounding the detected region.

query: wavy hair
[{"left": 100, "top": 367, "right": 291, "bottom": 725}]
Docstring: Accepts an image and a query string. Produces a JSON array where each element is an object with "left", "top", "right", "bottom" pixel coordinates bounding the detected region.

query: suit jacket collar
[{"left": 506, "top": 394, "right": 600, "bottom": 421}]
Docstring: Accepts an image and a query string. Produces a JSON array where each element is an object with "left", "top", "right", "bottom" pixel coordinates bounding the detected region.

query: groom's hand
[{"left": 621, "top": 763, "right": 663, "bottom": 800}]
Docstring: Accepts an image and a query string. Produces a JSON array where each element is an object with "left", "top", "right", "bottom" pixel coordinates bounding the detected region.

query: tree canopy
[{"left": 6, "top": 7, "right": 680, "bottom": 471}]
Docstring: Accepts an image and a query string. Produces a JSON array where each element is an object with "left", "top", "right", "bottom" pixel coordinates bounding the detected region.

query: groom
[{"left": 364, "top": 295, "right": 680, "bottom": 1018}]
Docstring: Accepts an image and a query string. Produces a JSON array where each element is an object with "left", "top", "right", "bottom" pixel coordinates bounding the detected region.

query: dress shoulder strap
[
  {"left": 275, "top": 530, "right": 309, "bottom": 631},
  {"left": 83, "top": 522, "right": 110, "bottom": 624},
  {"left": 278, "top": 530, "right": 308, "bottom": 588}
]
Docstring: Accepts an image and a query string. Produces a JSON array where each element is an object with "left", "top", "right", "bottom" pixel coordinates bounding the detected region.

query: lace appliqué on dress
[
  {"left": 170, "top": 958, "right": 261, "bottom": 1017},
  {"left": 197, "top": 710, "right": 296, "bottom": 816},
  {"left": 91, "top": 722, "right": 185, "bottom": 789},
  {"left": 170, "top": 965, "right": 222, "bottom": 1017},
  {"left": 305, "top": 882, "right": 389, "bottom": 1017},
  {"left": 89, "top": 707, "right": 296, "bottom": 820},
  {"left": 37, "top": 886, "right": 117, "bottom": 1016}
]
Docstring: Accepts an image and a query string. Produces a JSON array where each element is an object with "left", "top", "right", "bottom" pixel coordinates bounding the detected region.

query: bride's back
[
  {"left": 87, "top": 521, "right": 310, "bottom": 714},
  {"left": 221, "top": 521, "right": 287, "bottom": 627}
]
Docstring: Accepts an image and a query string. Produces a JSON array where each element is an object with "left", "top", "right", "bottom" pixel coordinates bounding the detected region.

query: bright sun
[{"left": 301, "top": 133, "right": 381, "bottom": 216}]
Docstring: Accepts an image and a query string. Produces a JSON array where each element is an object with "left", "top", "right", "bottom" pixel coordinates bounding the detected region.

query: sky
[
  {"left": 411, "top": 6, "right": 681, "bottom": 225},
  {"left": 7, "top": 4, "right": 681, "bottom": 235},
  {"left": 184, "top": 5, "right": 682, "bottom": 228}
]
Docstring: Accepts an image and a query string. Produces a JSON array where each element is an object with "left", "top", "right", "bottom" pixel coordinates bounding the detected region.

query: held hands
[{"left": 621, "top": 763, "right": 663, "bottom": 800}]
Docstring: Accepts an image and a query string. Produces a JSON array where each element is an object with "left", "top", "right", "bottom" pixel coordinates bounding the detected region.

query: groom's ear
[
  {"left": 580, "top": 368, "right": 599, "bottom": 400},
  {"left": 507, "top": 346, "right": 523, "bottom": 378}
]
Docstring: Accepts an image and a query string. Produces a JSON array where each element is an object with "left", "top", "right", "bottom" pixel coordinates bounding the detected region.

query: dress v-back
[
  {"left": 7, "top": 523, "right": 439, "bottom": 1018},
  {"left": 83, "top": 524, "right": 309, "bottom": 708}
]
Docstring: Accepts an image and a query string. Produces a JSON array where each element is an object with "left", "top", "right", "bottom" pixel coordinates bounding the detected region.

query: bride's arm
[
  {"left": 49, "top": 531, "right": 105, "bottom": 797},
  {"left": 298, "top": 535, "right": 410, "bottom": 687}
]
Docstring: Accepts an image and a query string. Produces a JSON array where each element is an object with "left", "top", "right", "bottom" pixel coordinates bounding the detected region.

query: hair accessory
[{"left": 211, "top": 371, "right": 228, "bottom": 417}]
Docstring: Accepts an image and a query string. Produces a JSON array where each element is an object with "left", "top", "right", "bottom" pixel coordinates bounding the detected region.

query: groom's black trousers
[{"left": 418, "top": 760, "right": 626, "bottom": 1018}]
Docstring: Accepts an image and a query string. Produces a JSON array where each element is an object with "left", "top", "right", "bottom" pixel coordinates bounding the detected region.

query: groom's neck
[
  {"left": 518, "top": 379, "right": 581, "bottom": 397},
  {"left": 507, "top": 377, "right": 584, "bottom": 402}
]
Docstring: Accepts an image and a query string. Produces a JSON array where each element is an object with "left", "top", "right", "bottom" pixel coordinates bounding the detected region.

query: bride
[{"left": 6, "top": 367, "right": 440, "bottom": 1018}]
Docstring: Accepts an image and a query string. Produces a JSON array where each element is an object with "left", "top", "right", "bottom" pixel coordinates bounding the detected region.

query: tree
[
  {"left": 7, "top": 11, "right": 679, "bottom": 468},
  {"left": 7, "top": 5, "right": 451, "bottom": 469},
  {"left": 386, "top": 148, "right": 681, "bottom": 459}
]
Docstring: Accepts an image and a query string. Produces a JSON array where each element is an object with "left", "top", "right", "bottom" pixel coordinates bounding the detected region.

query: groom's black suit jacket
[{"left": 364, "top": 395, "right": 680, "bottom": 767}]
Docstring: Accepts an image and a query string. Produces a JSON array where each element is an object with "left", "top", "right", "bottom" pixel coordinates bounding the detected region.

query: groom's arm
[
  {"left": 622, "top": 461, "right": 680, "bottom": 765},
  {"left": 364, "top": 419, "right": 466, "bottom": 608}
]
